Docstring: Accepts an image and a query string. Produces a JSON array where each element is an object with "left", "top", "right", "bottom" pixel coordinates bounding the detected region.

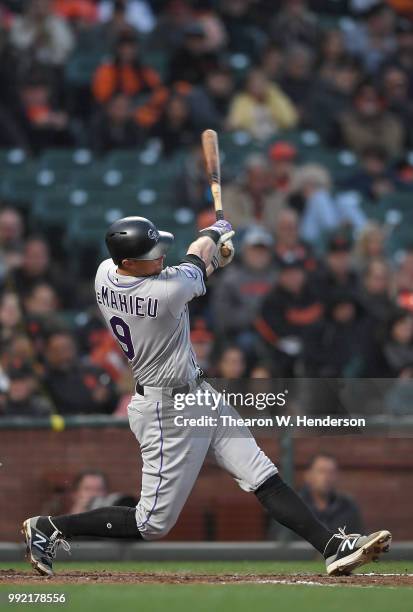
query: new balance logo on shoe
[
  {"left": 33, "top": 533, "right": 47, "bottom": 551},
  {"left": 341, "top": 537, "right": 358, "bottom": 553}
]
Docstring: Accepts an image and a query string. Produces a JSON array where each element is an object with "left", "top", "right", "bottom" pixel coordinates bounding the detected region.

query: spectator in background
[
  {"left": 222, "top": 154, "right": 285, "bottom": 229},
  {"left": 17, "top": 75, "right": 73, "bottom": 153},
  {"left": 10, "top": 0, "right": 75, "bottom": 68},
  {"left": 317, "top": 29, "right": 347, "bottom": 82},
  {"left": 359, "top": 258, "right": 395, "bottom": 323},
  {"left": 381, "top": 64, "right": 413, "bottom": 147},
  {"left": 68, "top": 470, "right": 109, "bottom": 514},
  {"left": 90, "top": 92, "right": 144, "bottom": 153},
  {"left": 2, "top": 361, "right": 51, "bottom": 417},
  {"left": 273, "top": 208, "right": 316, "bottom": 271},
  {"left": 316, "top": 233, "right": 358, "bottom": 303},
  {"left": 227, "top": 68, "right": 298, "bottom": 141},
  {"left": 309, "top": 58, "right": 361, "bottom": 143},
  {"left": 211, "top": 226, "right": 277, "bottom": 348},
  {"left": 151, "top": 93, "right": 196, "bottom": 156},
  {"left": 268, "top": 141, "right": 298, "bottom": 197},
  {"left": 53, "top": 0, "right": 98, "bottom": 27},
  {"left": 24, "top": 282, "right": 60, "bottom": 317},
  {"left": 98, "top": 0, "right": 155, "bottom": 34},
  {"left": 43, "top": 331, "right": 118, "bottom": 414},
  {"left": 336, "top": 81, "right": 404, "bottom": 158},
  {"left": 168, "top": 22, "right": 218, "bottom": 86},
  {"left": 0, "top": 292, "right": 23, "bottom": 345},
  {"left": 299, "top": 454, "right": 364, "bottom": 533},
  {"left": 341, "top": 146, "right": 396, "bottom": 200},
  {"left": 289, "top": 164, "right": 340, "bottom": 247},
  {"left": 1, "top": 334, "right": 36, "bottom": 371},
  {"left": 354, "top": 222, "right": 386, "bottom": 271},
  {"left": 93, "top": 32, "right": 159, "bottom": 103},
  {"left": 250, "top": 362, "right": 273, "bottom": 379},
  {"left": 92, "top": 32, "right": 167, "bottom": 129},
  {"left": 396, "top": 249, "right": 413, "bottom": 300},
  {"left": 193, "top": 3, "right": 228, "bottom": 54},
  {"left": 309, "top": 291, "right": 367, "bottom": 377},
  {"left": 190, "top": 319, "right": 215, "bottom": 375},
  {"left": 67, "top": 469, "right": 137, "bottom": 513},
  {"left": 215, "top": 345, "right": 247, "bottom": 379},
  {"left": 188, "top": 64, "right": 235, "bottom": 131},
  {"left": 390, "top": 18, "right": 413, "bottom": 92},
  {"left": 0, "top": 208, "right": 25, "bottom": 277},
  {"left": 11, "top": 237, "right": 75, "bottom": 308},
  {"left": 270, "top": 0, "right": 320, "bottom": 50},
  {"left": 220, "top": 0, "right": 264, "bottom": 60},
  {"left": 260, "top": 44, "right": 284, "bottom": 83},
  {"left": 342, "top": 2, "right": 397, "bottom": 74},
  {"left": 149, "top": 0, "right": 194, "bottom": 53},
  {"left": 255, "top": 253, "right": 323, "bottom": 376},
  {"left": 365, "top": 309, "right": 413, "bottom": 377},
  {"left": 278, "top": 44, "right": 314, "bottom": 120}
]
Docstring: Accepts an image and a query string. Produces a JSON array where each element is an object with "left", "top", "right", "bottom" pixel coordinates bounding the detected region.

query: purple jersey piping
[{"left": 137, "top": 401, "right": 164, "bottom": 530}]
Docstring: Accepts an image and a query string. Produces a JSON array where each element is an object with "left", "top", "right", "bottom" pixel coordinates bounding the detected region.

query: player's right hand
[{"left": 212, "top": 231, "right": 235, "bottom": 269}]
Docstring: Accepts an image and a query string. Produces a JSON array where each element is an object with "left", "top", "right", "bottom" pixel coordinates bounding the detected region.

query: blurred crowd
[
  {"left": 1, "top": 0, "right": 413, "bottom": 418},
  {"left": 0, "top": 0, "right": 413, "bottom": 155}
]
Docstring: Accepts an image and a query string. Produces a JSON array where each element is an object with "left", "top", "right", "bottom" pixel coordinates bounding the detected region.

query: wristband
[{"left": 199, "top": 229, "right": 220, "bottom": 244}]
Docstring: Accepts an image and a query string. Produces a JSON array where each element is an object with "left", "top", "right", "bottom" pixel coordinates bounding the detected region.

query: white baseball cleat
[{"left": 325, "top": 528, "right": 392, "bottom": 576}]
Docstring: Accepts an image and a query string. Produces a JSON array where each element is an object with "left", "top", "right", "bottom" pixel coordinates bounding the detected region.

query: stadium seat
[
  {"left": 39, "top": 148, "right": 94, "bottom": 171},
  {"left": 377, "top": 192, "right": 413, "bottom": 214},
  {"left": 0, "top": 166, "right": 59, "bottom": 208},
  {"left": 0, "top": 150, "right": 37, "bottom": 206},
  {"left": 0, "top": 148, "right": 29, "bottom": 169},
  {"left": 387, "top": 223, "right": 413, "bottom": 254}
]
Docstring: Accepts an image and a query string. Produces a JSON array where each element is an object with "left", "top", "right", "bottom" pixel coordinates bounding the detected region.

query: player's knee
[{"left": 138, "top": 515, "right": 177, "bottom": 541}]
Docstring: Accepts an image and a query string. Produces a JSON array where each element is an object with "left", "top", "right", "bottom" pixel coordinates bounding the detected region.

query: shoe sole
[
  {"left": 22, "top": 519, "right": 54, "bottom": 577},
  {"left": 327, "top": 530, "right": 392, "bottom": 576}
]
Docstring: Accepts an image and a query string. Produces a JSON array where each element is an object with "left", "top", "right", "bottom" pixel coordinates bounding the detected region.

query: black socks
[
  {"left": 255, "top": 474, "right": 334, "bottom": 556},
  {"left": 37, "top": 477, "right": 337, "bottom": 555},
  {"left": 38, "top": 507, "right": 142, "bottom": 539}
]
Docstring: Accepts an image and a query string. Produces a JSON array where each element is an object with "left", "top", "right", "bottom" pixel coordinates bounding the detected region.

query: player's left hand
[
  {"left": 199, "top": 219, "right": 233, "bottom": 242},
  {"left": 212, "top": 230, "right": 235, "bottom": 269}
]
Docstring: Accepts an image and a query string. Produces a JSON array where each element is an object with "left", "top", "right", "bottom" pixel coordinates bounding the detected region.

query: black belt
[{"left": 136, "top": 372, "right": 204, "bottom": 398}]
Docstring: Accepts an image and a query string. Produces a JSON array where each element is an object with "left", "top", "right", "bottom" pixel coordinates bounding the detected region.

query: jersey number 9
[{"left": 110, "top": 316, "right": 135, "bottom": 360}]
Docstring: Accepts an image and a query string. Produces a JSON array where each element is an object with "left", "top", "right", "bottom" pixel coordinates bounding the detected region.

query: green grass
[
  {"left": 1, "top": 561, "right": 412, "bottom": 612},
  {"left": 1, "top": 560, "right": 412, "bottom": 574}
]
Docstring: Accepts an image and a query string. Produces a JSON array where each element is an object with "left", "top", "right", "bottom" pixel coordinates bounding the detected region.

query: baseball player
[{"left": 23, "top": 216, "right": 391, "bottom": 576}]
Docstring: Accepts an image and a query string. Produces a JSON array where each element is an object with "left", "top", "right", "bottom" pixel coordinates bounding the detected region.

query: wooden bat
[{"left": 201, "top": 129, "right": 231, "bottom": 257}]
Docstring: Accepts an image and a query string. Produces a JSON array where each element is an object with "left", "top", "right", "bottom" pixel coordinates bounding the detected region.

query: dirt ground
[{"left": 1, "top": 569, "right": 413, "bottom": 587}]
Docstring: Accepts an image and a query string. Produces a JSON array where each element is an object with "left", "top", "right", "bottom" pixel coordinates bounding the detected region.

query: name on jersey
[{"left": 96, "top": 285, "right": 158, "bottom": 317}]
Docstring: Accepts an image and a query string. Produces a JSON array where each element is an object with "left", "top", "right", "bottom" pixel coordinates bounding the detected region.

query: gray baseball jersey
[
  {"left": 95, "top": 258, "right": 206, "bottom": 386},
  {"left": 95, "top": 256, "right": 277, "bottom": 540}
]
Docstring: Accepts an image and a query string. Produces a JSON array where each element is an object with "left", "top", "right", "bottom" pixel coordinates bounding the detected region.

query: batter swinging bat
[{"left": 201, "top": 129, "right": 231, "bottom": 258}]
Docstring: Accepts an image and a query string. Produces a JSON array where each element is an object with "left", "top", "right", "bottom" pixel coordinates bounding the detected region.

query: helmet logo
[{"left": 148, "top": 228, "right": 159, "bottom": 241}]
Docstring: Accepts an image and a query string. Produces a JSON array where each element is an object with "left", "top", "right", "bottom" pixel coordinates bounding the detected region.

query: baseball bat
[{"left": 201, "top": 129, "right": 231, "bottom": 257}]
